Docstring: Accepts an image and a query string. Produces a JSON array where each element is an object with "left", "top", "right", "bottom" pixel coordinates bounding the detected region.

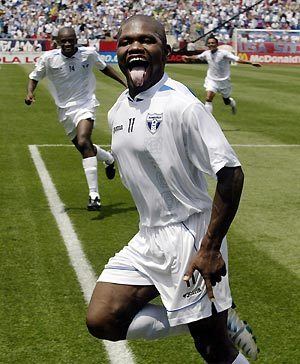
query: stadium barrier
[
  {"left": 4, "top": 34, "right": 299, "bottom": 65},
  {"left": 232, "top": 29, "right": 300, "bottom": 64},
  {"left": 0, "top": 38, "right": 204, "bottom": 64}
]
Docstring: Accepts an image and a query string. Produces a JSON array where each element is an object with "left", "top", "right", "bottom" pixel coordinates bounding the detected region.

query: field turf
[{"left": 0, "top": 63, "right": 299, "bottom": 363}]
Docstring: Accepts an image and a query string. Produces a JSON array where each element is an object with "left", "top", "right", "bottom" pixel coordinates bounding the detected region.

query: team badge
[{"left": 146, "top": 113, "right": 163, "bottom": 134}]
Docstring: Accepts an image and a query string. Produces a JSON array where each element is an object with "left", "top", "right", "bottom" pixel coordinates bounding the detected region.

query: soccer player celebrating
[
  {"left": 182, "top": 35, "right": 261, "bottom": 115},
  {"left": 25, "top": 27, "right": 126, "bottom": 211},
  {"left": 86, "top": 15, "right": 258, "bottom": 363}
]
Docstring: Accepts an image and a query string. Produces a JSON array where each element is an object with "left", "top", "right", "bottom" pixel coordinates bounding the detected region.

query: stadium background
[
  {"left": 0, "top": 0, "right": 299, "bottom": 64},
  {"left": 0, "top": 1, "right": 300, "bottom": 363}
]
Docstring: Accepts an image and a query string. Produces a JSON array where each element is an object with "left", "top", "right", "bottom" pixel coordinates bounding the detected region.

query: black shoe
[
  {"left": 105, "top": 161, "right": 115, "bottom": 180},
  {"left": 87, "top": 196, "right": 101, "bottom": 211}
]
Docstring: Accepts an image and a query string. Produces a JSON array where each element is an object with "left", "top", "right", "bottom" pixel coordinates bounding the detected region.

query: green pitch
[{"left": 0, "top": 63, "right": 299, "bottom": 363}]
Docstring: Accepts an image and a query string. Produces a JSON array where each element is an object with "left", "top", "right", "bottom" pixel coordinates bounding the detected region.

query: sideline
[
  {"left": 29, "top": 144, "right": 136, "bottom": 364},
  {"left": 36, "top": 143, "right": 300, "bottom": 148}
]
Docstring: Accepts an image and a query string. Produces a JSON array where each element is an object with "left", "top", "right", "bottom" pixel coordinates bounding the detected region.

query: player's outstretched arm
[
  {"left": 237, "top": 59, "right": 262, "bottom": 68},
  {"left": 25, "top": 79, "right": 38, "bottom": 105},
  {"left": 184, "top": 166, "right": 244, "bottom": 300},
  {"left": 182, "top": 55, "right": 199, "bottom": 63},
  {"left": 101, "top": 65, "right": 127, "bottom": 87}
]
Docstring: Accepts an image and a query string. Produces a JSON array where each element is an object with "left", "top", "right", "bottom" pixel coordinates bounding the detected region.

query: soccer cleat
[
  {"left": 230, "top": 98, "right": 237, "bottom": 114},
  {"left": 227, "top": 307, "right": 259, "bottom": 360},
  {"left": 87, "top": 196, "right": 101, "bottom": 211},
  {"left": 105, "top": 161, "right": 115, "bottom": 180}
]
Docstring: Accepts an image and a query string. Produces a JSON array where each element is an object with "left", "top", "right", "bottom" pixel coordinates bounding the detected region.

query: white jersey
[
  {"left": 197, "top": 49, "right": 239, "bottom": 81},
  {"left": 29, "top": 47, "right": 107, "bottom": 108},
  {"left": 108, "top": 73, "right": 241, "bottom": 228}
]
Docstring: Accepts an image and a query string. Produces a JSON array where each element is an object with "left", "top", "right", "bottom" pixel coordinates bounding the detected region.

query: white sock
[
  {"left": 232, "top": 352, "right": 249, "bottom": 363},
  {"left": 204, "top": 101, "right": 213, "bottom": 114},
  {"left": 82, "top": 156, "right": 99, "bottom": 197},
  {"left": 229, "top": 97, "right": 236, "bottom": 107},
  {"left": 94, "top": 144, "right": 114, "bottom": 164},
  {"left": 126, "top": 304, "right": 189, "bottom": 340}
]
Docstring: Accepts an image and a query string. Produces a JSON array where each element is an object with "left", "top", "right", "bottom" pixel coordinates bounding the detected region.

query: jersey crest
[{"left": 146, "top": 113, "right": 163, "bottom": 134}]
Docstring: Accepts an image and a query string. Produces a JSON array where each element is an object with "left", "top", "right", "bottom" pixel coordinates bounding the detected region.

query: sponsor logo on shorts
[
  {"left": 183, "top": 287, "right": 202, "bottom": 299},
  {"left": 113, "top": 125, "right": 123, "bottom": 134}
]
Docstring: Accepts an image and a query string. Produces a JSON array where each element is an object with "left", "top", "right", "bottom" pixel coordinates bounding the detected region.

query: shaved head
[
  {"left": 116, "top": 14, "right": 170, "bottom": 97},
  {"left": 58, "top": 27, "right": 76, "bottom": 39},
  {"left": 57, "top": 27, "right": 77, "bottom": 57},
  {"left": 118, "top": 15, "right": 167, "bottom": 47}
]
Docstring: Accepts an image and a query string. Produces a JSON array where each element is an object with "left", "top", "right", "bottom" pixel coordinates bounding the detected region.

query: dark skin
[
  {"left": 87, "top": 16, "right": 244, "bottom": 363},
  {"left": 25, "top": 27, "right": 126, "bottom": 158},
  {"left": 116, "top": 15, "right": 169, "bottom": 98},
  {"left": 182, "top": 38, "right": 261, "bottom": 105}
]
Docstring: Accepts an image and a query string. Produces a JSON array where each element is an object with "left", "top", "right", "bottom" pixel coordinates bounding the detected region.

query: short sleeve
[
  {"left": 92, "top": 49, "right": 107, "bottom": 70},
  {"left": 223, "top": 50, "right": 239, "bottom": 62},
  {"left": 182, "top": 102, "right": 241, "bottom": 178},
  {"left": 29, "top": 53, "right": 46, "bottom": 81},
  {"left": 197, "top": 51, "right": 207, "bottom": 60}
]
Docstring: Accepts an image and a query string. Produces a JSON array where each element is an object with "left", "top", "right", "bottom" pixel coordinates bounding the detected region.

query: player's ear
[
  {"left": 163, "top": 44, "right": 171, "bottom": 62},
  {"left": 166, "top": 44, "right": 171, "bottom": 56}
]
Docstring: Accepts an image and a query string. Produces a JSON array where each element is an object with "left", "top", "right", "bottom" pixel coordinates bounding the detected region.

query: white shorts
[
  {"left": 98, "top": 211, "right": 232, "bottom": 326},
  {"left": 58, "top": 99, "right": 99, "bottom": 140},
  {"left": 204, "top": 77, "right": 232, "bottom": 98}
]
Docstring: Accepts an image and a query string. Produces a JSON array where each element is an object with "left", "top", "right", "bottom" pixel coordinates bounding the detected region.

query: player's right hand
[
  {"left": 182, "top": 55, "right": 189, "bottom": 63},
  {"left": 25, "top": 94, "right": 35, "bottom": 105}
]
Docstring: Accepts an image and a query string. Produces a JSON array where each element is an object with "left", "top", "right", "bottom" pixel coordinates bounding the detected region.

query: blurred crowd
[{"left": 0, "top": 0, "right": 299, "bottom": 44}]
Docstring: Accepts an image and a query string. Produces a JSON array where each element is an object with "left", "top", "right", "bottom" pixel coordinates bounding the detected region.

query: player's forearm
[
  {"left": 183, "top": 55, "right": 199, "bottom": 62},
  {"left": 102, "top": 66, "right": 127, "bottom": 87},
  {"left": 27, "top": 79, "right": 38, "bottom": 94},
  {"left": 204, "top": 166, "right": 244, "bottom": 250},
  {"left": 237, "top": 60, "right": 261, "bottom": 67},
  {"left": 237, "top": 60, "right": 251, "bottom": 65}
]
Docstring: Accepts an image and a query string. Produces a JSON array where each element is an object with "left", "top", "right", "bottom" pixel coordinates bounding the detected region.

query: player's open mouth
[{"left": 127, "top": 57, "right": 149, "bottom": 87}]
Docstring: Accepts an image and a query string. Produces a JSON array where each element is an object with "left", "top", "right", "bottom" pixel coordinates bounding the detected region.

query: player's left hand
[
  {"left": 25, "top": 93, "right": 35, "bottom": 105},
  {"left": 183, "top": 239, "right": 226, "bottom": 301}
]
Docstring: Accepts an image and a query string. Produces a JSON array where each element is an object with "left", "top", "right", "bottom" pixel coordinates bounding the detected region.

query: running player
[
  {"left": 25, "top": 27, "right": 126, "bottom": 210},
  {"left": 182, "top": 35, "right": 261, "bottom": 115},
  {"left": 86, "top": 15, "right": 258, "bottom": 363}
]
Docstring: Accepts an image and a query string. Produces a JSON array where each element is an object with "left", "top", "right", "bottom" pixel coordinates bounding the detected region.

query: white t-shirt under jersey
[
  {"left": 29, "top": 46, "right": 107, "bottom": 108},
  {"left": 108, "top": 73, "right": 241, "bottom": 228},
  {"left": 197, "top": 49, "right": 239, "bottom": 81}
]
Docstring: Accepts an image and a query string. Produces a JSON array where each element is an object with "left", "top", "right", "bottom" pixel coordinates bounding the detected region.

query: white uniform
[
  {"left": 29, "top": 47, "right": 107, "bottom": 138},
  {"left": 98, "top": 73, "right": 241, "bottom": 326},
  {"left": 197, "top": 49, "right": 239, "bottom": 98}
]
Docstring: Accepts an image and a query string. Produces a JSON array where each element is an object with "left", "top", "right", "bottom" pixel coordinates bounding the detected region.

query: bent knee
[
  {"left": 76, "top": 137, "right": 93, "bottom": 152},
  {"left": 86, "top": 308, "right": 129, "bottom": 342}
]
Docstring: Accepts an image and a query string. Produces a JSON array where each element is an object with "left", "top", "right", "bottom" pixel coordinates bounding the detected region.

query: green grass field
[{"left": 0, "top": 63, "right": 299, "bottom": 364}]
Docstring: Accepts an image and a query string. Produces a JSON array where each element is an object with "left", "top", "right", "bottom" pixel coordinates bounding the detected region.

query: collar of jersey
[
  {"left": 60, "top": 48, "right": 81, "bottom": 60},
  {"left": 126, "top": 73, "right": 168, "bottom": 102}
]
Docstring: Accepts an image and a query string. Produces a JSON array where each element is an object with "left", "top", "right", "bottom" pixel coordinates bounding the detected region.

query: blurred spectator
[{"left": 0, "top": 0, "right": 299, "bottom": 44}]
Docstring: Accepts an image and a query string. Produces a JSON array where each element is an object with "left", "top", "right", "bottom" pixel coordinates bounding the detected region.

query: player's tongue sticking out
[{"left": 130, "top": 66, "right": 146, "bottom": 87}]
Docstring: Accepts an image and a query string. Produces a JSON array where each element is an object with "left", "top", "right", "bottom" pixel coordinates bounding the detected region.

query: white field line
[
  {"left": 28, "top": 145, "right": 135, "bottom": 364},
  {"left": 36, "top": 144, "right": 111, "bottom": 147},
  {"left": 232, "top": 144, "right": 300, "bottom": 147},
  {"left": 36, "top": 143, "right": 300, "bottom": 148}
]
